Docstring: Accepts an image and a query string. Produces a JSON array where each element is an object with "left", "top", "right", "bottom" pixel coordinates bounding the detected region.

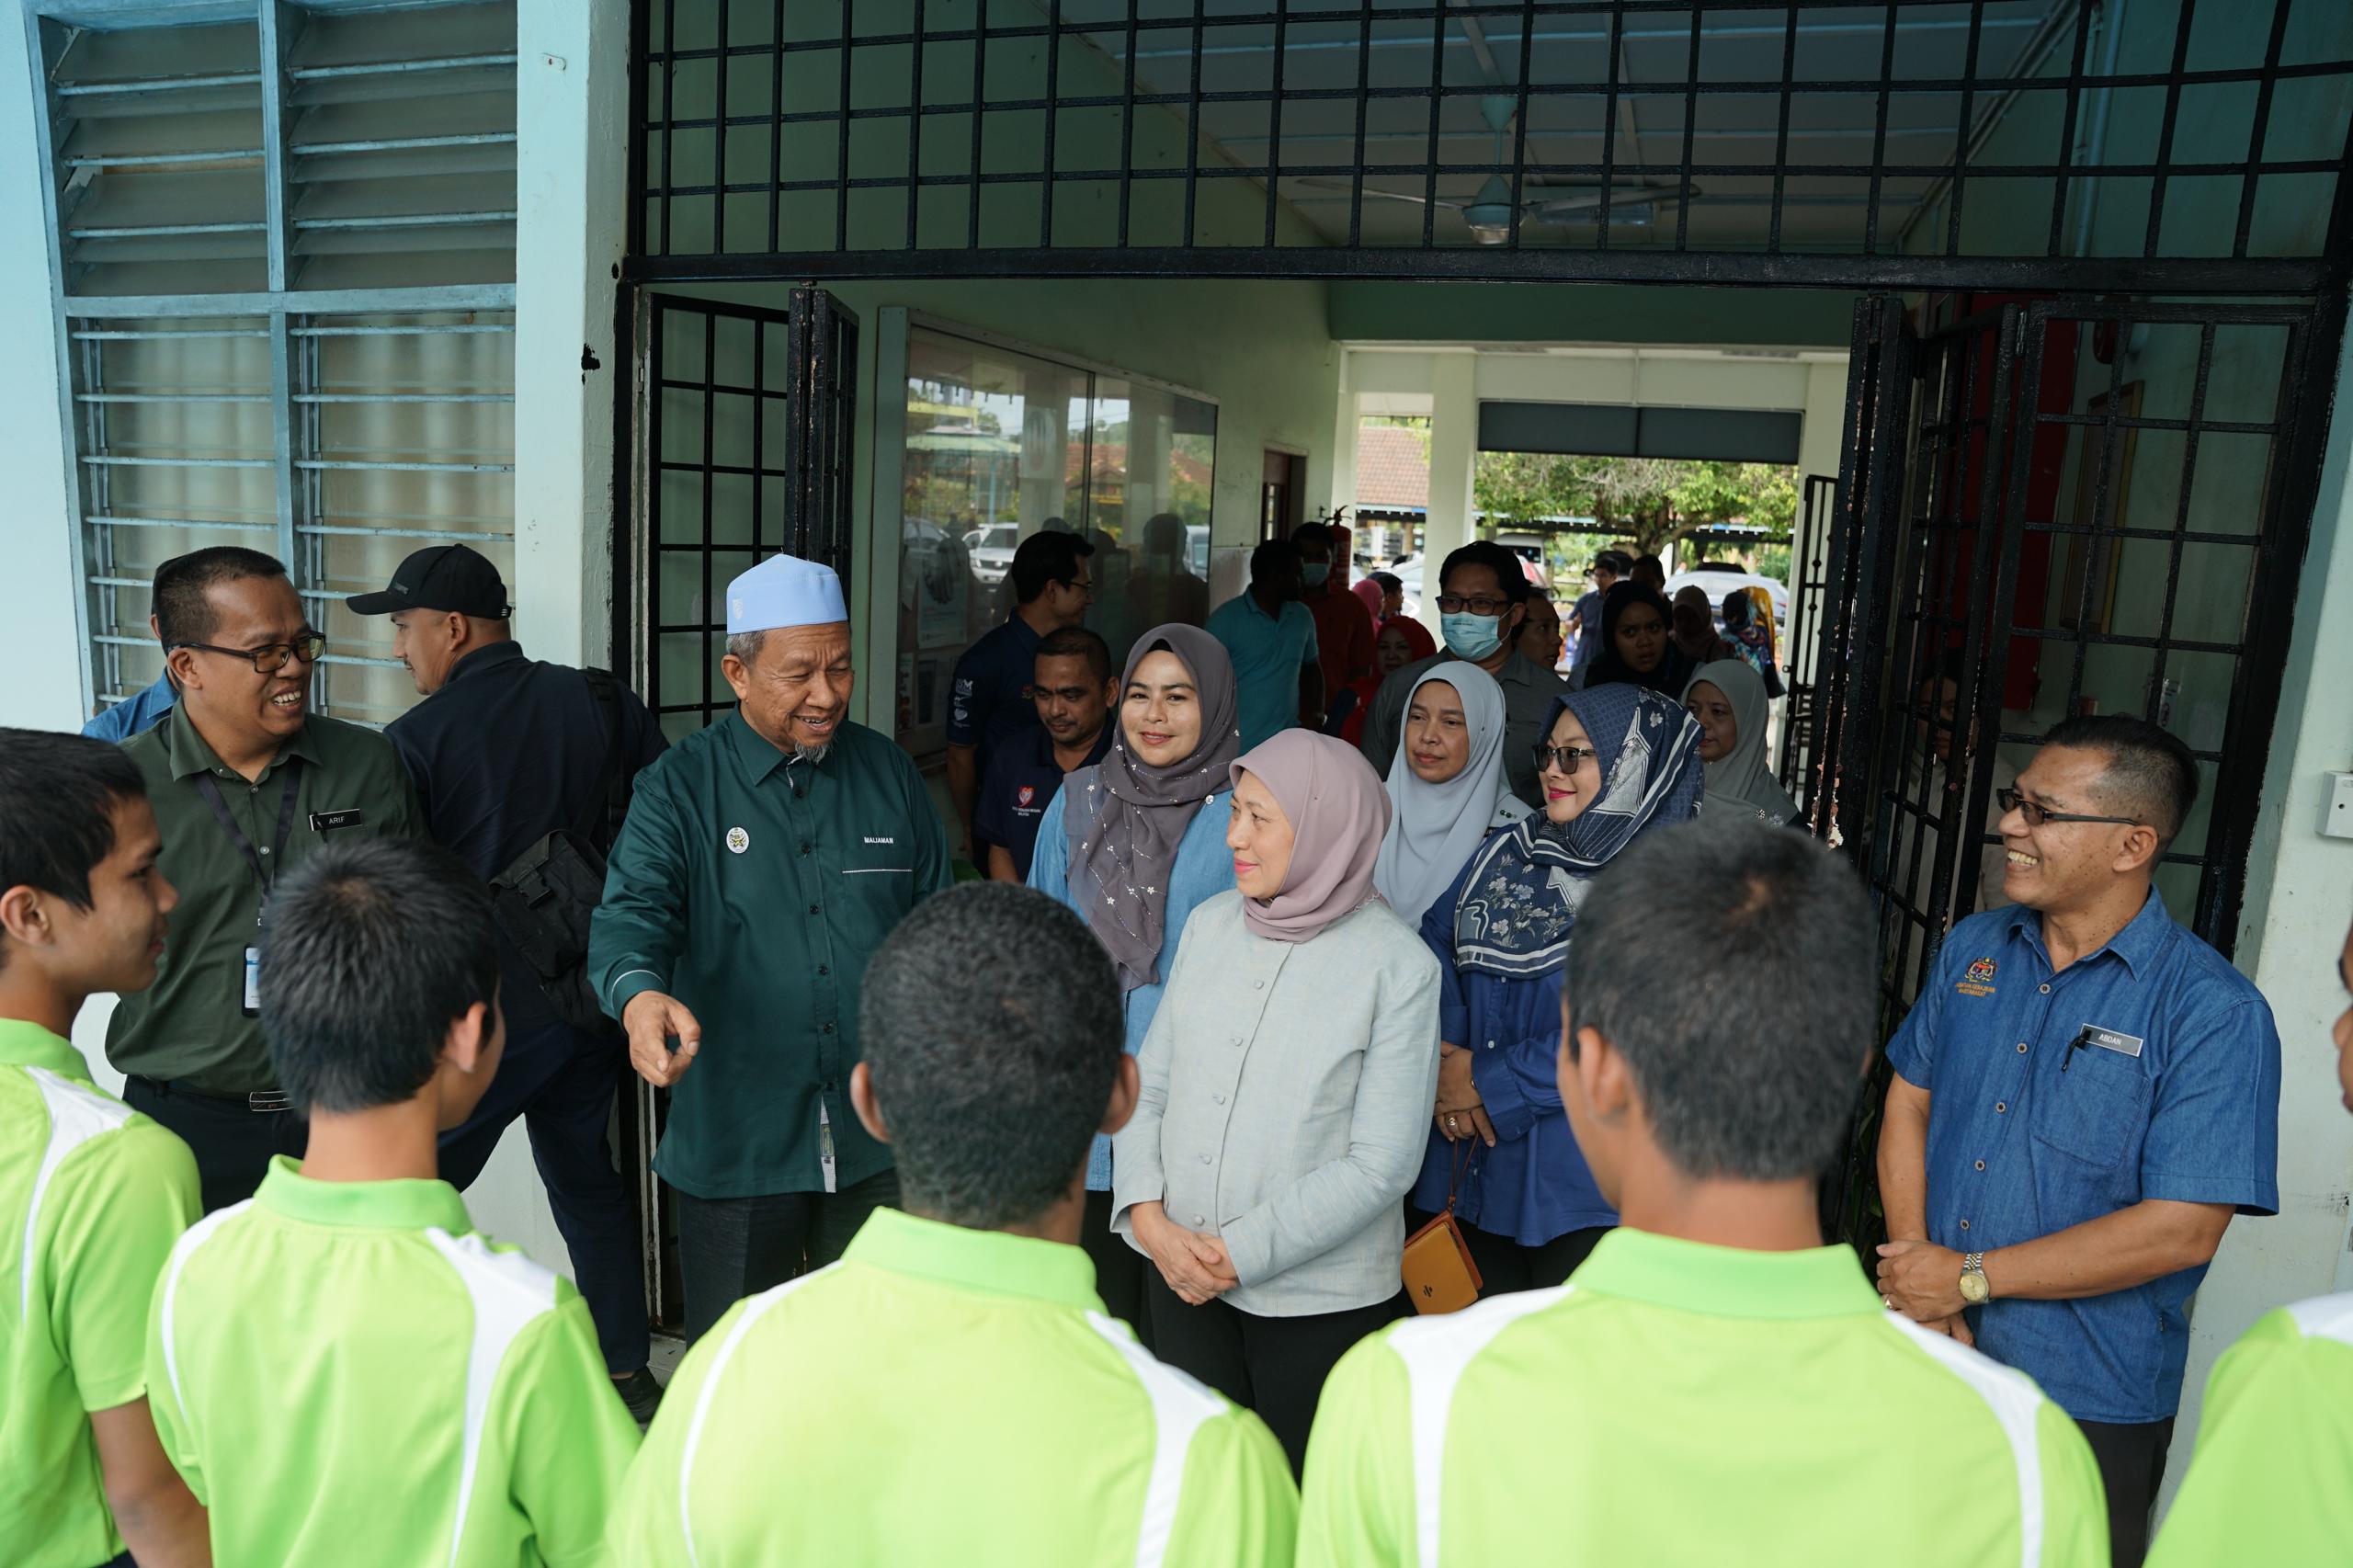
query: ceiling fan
[{"left": 1293, "top": 95, "right": 1700, "bottom": 244}]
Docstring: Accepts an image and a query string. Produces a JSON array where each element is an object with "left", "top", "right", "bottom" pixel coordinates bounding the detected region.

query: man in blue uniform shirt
[
  {"left": 1874, "top": 713, "right": 2281, "bottom": 1568},
  {"left": 946, "top": 530, "right": 1095, "bottom": 866},
  {"left": 347, "top": 542, "right": 670, "bottom": 1421},
  {"left": 976, "top": 626, "right": 1116, "bottom": 884}
]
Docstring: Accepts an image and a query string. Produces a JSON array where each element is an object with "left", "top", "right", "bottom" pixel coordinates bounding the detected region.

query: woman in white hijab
[
  {"left": 1682, "top": 658, "right": 1802, "bottom": 827},
  {"left": 1373, "top": 663, "right": 1530, "bottom": 929}
]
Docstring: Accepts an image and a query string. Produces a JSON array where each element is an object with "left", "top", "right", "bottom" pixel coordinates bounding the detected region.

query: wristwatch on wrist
[{"left": 1958, "top": 1252, "right": 1991, "bottom": 1306}]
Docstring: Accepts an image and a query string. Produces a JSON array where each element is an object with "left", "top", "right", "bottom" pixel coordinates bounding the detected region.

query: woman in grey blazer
[{"left": 1112, "top": 729, "right": 1442, "bottom": 1474}]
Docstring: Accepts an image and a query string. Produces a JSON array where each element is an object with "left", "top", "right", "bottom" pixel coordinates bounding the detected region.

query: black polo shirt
[
  {"left": 972, "top": 722, "right": 1114, "bottom": 881},
  {"left": 385, "top": 640, "right": 666, "bottom": 1034}
]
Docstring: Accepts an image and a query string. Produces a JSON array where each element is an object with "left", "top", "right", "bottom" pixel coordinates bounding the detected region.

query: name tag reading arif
[
  {"left": 2081, "top": 1024, "right": 2145, "bottom": 1059},
  {"left": 309, "top": 808, "right": 366, "bottom": 833}
]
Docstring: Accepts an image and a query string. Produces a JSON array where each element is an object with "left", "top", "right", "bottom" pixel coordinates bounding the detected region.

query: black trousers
[
  {"left": 1143, "top": 1271, "right": 1406, "bottom": 1477},
  {"left": 2077, "top": 1416, "right": 2175, "bottom": 1568},
  {"left": 437, "top": 1017, "right": 646, "bottom": 1374},
  {"left": 122, "top": 1076, "right": 309, "bottom": 1215},
  {"left": 1082, "top": 1188, "right": 1153, "bottom": 1349},
  {"left": 1408, "top": 1207, "right": 1611, "bottom": 1299},
  {"left": 673, "top": 1168, "right": 900, "bottom": 1345}
]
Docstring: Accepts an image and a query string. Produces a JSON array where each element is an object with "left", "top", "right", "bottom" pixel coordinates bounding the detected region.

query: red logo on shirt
[{"left": 1017, "top": 786, "right": 1036, "bottom": 807}]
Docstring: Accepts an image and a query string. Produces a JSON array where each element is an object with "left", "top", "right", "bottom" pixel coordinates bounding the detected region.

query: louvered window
[{"left": 34, "top": 1, "right": 517, "bottom": 727}]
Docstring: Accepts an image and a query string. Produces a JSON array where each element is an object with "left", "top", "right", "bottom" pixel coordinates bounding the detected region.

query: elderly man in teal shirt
[{"left": 589, "top": 552, "right": 951, "bottom": 1343}]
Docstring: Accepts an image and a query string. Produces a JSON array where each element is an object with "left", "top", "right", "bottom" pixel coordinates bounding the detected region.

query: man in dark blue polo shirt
[
  {"left": 976, "top": 626, "right": 1117, "bottom": 884},
  {"left": 346, "top": 543, "right": 670, "bottom": 1422},
  {"left": 1873, "top": 713, "right": 2281, "bottom": 1568},
  {"left": 946, "top": 530, "right": 1095, "bottom": 866}
]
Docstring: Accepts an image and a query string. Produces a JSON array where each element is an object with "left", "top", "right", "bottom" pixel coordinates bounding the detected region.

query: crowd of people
[{"left": 5, "top": 536, "right": 2339, "bottom": 1568}]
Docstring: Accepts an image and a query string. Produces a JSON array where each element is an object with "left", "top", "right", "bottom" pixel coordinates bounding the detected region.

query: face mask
[
  {"left": 1301, "top": 562, "right": 1330, "bottom": 588},
  {"left": 1441, "top": 611, "right": 1503, "bottom": 662}
]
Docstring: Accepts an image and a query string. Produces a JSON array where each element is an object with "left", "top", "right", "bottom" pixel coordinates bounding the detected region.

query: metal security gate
[
  {"left": 620, "top": 287, "right": 859, "bottom": 743},
  {"left": 1778, "top": 472, "right": 1836, "bottom": 808},
  {"left": 616, "top": 283, "right": 859, "bottom": 1332},
  {"left": 1813, "top": 288, "right": 2336, "bottom": 1248}
]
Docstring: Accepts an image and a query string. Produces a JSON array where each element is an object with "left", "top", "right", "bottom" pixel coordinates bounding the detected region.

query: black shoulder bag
[{"left": 487, "top": 668, "right": 631, "bottom": 1033}]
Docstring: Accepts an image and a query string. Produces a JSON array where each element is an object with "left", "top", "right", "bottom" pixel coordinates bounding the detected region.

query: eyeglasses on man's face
[
  {"left": 1995, "top": 787, "right": 2141, "bottom": 830},
  {"left": 1532, "top": 744, "right": 1601, "bottom": 773},
  {"left": 172, "top": 631, "right": 326, "bottom": 675},
  {"left": 1437, "top": 594, "right": 1512, "bottom": 617}
]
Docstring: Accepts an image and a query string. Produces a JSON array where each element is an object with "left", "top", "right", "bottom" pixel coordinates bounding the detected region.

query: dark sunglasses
[
  {"left": 171, "top": 631, "right": 326, "bottom": 675},
  {"left": 1995, "top": 787, "right": 2142, "bottom": 830},
  {"left": 1532, "top": 744, "right": 1601, "bottom": 773}
]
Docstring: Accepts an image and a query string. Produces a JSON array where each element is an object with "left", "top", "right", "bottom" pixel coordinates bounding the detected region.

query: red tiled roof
[{"left": 1354, "top": 424, "right": 1430, "bottom": 510}]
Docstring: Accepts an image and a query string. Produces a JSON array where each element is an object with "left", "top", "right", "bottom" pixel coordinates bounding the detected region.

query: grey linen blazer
[{"left": 1111, "top": 889, "right": 1443, "bottom": 1316}]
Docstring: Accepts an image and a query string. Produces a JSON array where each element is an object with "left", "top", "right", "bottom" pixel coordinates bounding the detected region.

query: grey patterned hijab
[{"left": 1063, "top": 624, "right": 1241, "bottom": 991}]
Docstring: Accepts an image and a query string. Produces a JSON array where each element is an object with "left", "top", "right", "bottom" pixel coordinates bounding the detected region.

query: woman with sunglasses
[{"left": 1404, "top": 685, "right": 1703, "bottom": 1295}]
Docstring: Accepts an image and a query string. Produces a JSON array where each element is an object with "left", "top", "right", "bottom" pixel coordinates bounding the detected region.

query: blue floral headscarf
[{"left": 1450, "top": 685, "right": 1703, "bottom": 978}]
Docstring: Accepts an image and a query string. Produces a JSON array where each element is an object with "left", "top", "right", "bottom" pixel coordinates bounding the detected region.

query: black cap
[{"left": 345, "top": 544, "right": 511, "bottom": 618}]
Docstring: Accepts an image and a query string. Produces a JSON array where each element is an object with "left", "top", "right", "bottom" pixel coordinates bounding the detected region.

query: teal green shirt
[
  {"left": 147, "top": 1158, "right": 639, "bottom": 1567},
  {"left": 603, "top": 1207, "right": 1298, "bottom": 1565},
  {"left": 108, "top": 705, "right": 426, "bottom": 1091},
  {"left": 1, "top": 1021, "right": 199, "bottom": 1568},
  {"left": 2150, "top": 1294, "right": 2353, "bottom": 1566},
  {"left": 588, "top": 712, "right": 952, "bottom": 1199},
  {"left": 1300, "top": 1228, "right": 2107, "bottom": 1567}
]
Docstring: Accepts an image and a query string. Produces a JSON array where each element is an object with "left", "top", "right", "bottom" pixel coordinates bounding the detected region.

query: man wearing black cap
[{"left": 347, "top": 543, "right": 671, "bottom": 1423}]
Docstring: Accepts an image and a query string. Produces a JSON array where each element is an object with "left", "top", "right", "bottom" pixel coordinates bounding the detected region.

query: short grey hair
[
  {"left": 725, "top": 630, "right": 766, "bottom": 665},
  {"left": 1564, "top": 817, "right": 1875, "bottom": 1183}
]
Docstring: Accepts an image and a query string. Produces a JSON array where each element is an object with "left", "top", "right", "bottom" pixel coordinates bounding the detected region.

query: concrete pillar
[
  {"left": 514, "top": 0, "right": 629, "bottom": 667},
  {"left": 2161, "top": 321, "right": 2353, "bottom": 1513},
  {"left": 0, "top": 17, "right": 85, "bottom": 733},
  {"left": 1419, "top": 351, "right": 1479, "bottom": 638},
  {"left": 1798, "top": 359, "right": 1849, "bottom": 483}
]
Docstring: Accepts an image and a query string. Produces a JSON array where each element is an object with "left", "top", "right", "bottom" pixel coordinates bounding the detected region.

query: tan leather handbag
[{"left": 1402, "top": 1144, "right": 1483, "bottom": 1314}]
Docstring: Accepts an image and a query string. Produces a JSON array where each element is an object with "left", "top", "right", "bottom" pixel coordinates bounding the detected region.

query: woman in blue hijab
[{"left": 1405, "top": 684, "right": 1704, "bottom": 1294}]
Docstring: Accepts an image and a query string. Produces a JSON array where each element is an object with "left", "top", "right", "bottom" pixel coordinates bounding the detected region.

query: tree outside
[{"left": 1474, "top": 452, "right": 1799, "bottom": 560}]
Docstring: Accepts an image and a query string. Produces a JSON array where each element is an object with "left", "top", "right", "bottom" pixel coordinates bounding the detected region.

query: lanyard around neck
[{"left": 193, "top": 755, "right": 303, "bottom": 905}]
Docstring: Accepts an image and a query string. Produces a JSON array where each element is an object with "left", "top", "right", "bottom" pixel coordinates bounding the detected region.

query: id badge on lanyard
[{"left": 195, "top": 758, "right": 303, "bottom": 1019}]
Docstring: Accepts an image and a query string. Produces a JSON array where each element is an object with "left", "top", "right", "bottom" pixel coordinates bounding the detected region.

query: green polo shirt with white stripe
[
  {"left": 2, "top": 1020, "right": 199, "bottom": 1568},
  {"left": 1299, "top": 1227, "right": 2107, "bottom": 1568},
  {"left": 2148, "top": 1293, "right": 2353, "bottom": 1565},
  {"left": 145, "top": 1157, "right": 639, "bottom": 1566},
  {"left": 603, "top": 1206, "right": 1298, "bottom": 1566}
]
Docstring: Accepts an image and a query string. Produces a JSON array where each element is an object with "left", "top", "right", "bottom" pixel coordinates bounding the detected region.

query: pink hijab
[
  {"left": 1352, "top": 577, "right": 1386, "bottom": 621},
  {"left": 1228, "top": 730, "right": 1392, "bottom": 944}
]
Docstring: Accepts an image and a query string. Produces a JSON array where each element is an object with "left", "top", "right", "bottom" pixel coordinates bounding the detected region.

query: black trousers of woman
[
  {"left": 1142, "top": 1270, "right": 1407, "bottom": 1476},
  {"left": 1082, "top": 1188, "right": 1153, "bottom": 1350},
  {"left": 1408, "top": 1206, "right": 1611, "bottom": 1297}
]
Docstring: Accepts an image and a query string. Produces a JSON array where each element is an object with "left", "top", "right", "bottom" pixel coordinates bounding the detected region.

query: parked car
[
  {"left": 1663, "top": 561, "right": 1789, "bottom": 628},
  {"left": 965, "top": 523, "right": 1020, "bottom": 585}
]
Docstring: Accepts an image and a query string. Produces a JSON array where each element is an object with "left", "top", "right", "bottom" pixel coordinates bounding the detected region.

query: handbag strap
[{"left": 1441, "top": 1139, "right": 1477, "bottom": 1216}]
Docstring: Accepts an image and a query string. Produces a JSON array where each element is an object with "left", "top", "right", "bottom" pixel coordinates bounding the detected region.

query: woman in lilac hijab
[{"left": 1109, "top": 730, "right": 1442, "bottom": 1474}]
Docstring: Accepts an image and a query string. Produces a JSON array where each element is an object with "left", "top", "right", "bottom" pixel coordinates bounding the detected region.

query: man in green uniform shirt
[
  {"left": 108, "top": 547, "right": 424, "bottom": 1212},
  {"left": 605, "top": 882, "right": 1296, "bottom": 1564},
  {"left": 1, "top": 731, "right": 207, "bottom": 1568},
  {"left": 2148, "top": 911, "right": 2353, "bottom": 1564},
  {"left": 589, "top": 551, "right": 951, "bottom": 1342},
  {"left": 1300, "top": 818, "right": 2107, "bottom": 1567},
  {"left": 146, "top": 839, "right": 637, "bottom": 1567}
]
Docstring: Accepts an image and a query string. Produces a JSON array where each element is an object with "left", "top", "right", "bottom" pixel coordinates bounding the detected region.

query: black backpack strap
[{"left": 577, "top": 667, "right": 627, "bottom": 849}]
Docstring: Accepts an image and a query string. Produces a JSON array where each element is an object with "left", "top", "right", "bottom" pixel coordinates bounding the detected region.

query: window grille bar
[
  {"left": 57, "top": 71, "right": 262, "bottom": 97},
  {"left": 292, "top": 211, "right": 518, "bottom": 231},
  {"left": 287, "top": 53, "right": 517, "bottom": 82},
  {"left": 298, "top": 523, "right": 517, "bottom": 540},
  {"left": 66, "top": 150, "right": 265, "bottom": 168},
  {"left": 293, "top": 459, "right": 516, "bottom": 473}
]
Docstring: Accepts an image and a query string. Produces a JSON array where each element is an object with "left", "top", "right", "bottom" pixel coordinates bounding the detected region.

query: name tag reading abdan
[{"left": 2081, "top": 1024, "right": 2145, "bottom": 1059}]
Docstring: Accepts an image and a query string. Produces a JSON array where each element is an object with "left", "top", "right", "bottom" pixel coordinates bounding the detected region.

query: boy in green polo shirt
[
  {"left": 2148, "top": 912, "right": 2353, "bottom": 1564},
  {"left": 145, "top": 838, "right": 637, "bottom": 1567},
  {"left": 604, "top": 882, "right": 1297, "bottom": 1565},
  {"left": 1300, "top": 817, "right": 2108, "bottom": 1567},
  {"left": 0, "top": 728, "right": 207, "bottom": 1568}
]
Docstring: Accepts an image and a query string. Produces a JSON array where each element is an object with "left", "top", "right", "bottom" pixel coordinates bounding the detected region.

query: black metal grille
[
  {"left": 628, "top": 0, "right": 2353, "bottom": 292},
  {"left": 629, "top": 288, "right": 860, "bottom": 740},
  {"left": 1779, "top": 469, "right": 1835, "bottom": 804},
  {"left": 1809, "top": 288, "right": 2337, "bottom": 1248}
]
